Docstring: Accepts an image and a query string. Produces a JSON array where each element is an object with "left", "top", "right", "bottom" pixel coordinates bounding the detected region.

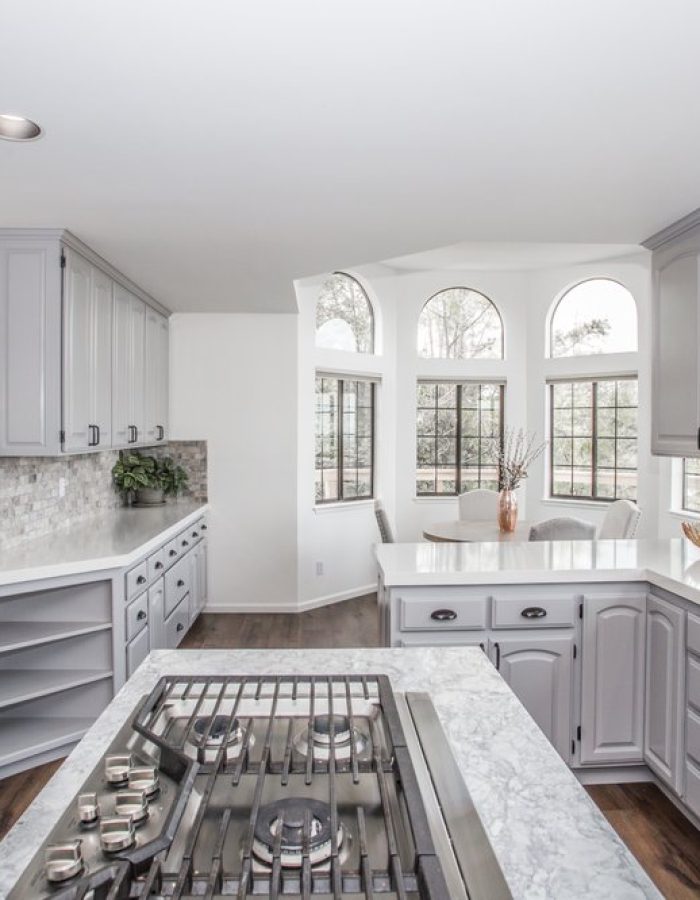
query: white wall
[{"left": 169, "top": 313, "right": 299, "bottom": 612}]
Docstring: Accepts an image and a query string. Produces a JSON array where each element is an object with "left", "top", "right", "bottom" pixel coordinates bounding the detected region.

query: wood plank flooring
[{"left": 1, "top": 596, "right": 699, "bottom": 898}]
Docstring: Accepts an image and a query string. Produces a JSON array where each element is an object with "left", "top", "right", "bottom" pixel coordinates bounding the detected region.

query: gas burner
[
  {"left": 188, "top": 715, "right": 251, "bottom": 763},
  {"left": 295, "top": 714, "right": 368, "bottom": 762},
  {"left": 252, "top": 798, "right": 345, "bottom": 868}
]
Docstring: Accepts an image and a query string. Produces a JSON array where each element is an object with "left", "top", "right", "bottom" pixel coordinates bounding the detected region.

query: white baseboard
[
  {"left": 203, "top": 584, "right": 376, "bottom": 615},
  {"left": 573, "top": 764, "right": 653, "bottom": 785}
]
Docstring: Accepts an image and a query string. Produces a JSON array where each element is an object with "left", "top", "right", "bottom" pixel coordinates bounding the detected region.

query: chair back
[
  {"left": 374, "top": 500, "right": 395, "bottom": 543},
  {"left": 458, "top": 488, "right": 499, "bottom": 521},
  {"left": 528, "top": 517, "right": 596, "bottom": 542},
  {"left": 598, "top": 499, "right": 641, "bottom": 539}
]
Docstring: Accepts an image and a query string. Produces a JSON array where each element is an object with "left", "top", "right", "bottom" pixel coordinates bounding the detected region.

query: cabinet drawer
[
  {"left": 687, "top": 707, "right": 700, "bottom": 766},
  {"left": 199, "top": 515, "right": 209, "bottom": 536},
  {"left": 125, "top": 561, "right": 148, "bottom": 603},
  {"left": 688, "top": 612, "right": 700, "bottom": 657},
  {"left": 126, "top": 591, "right": 149, "bottom": 642},
  {"left": 164, "top": 556, "right": 190, "bottom": 619},
  {"left": 165, "top": 599, "right": 189, "bottom": 649},
  {"left": 164, "top": 537, "right": 181, "bottom": 568},
  {"left": 685, "top": 759, "right": 700, "bottom": 819},
  {"left": 188, "top": 520, "right": 204, "bottom": 545},
  {"left": 147, "top": 547, "right": 166, "bottom": 583},
  {"left": 688, "top": 654, "right": 700, "bottom": 712},
  {"left": 177, "top": 528, "right": 194, "bottom": 555},
  {"left": 126, "top": 625, "right": 150, "bottom": 677},
  {"left": 492, "top": 594, "right": 575, "bottom": 629},
  {"left": 396, "top": 631, "right": 487, "bottom": 649},
  {"left": 399, "top": 592, "right": 488, "bottom": 631}
]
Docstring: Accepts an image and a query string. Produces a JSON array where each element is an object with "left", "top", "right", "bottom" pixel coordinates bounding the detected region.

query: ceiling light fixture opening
[{"left": 0, "top": 114, "right": 42, "bottom": 141}]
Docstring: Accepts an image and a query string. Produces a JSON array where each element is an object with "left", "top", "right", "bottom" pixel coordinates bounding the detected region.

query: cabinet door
[
  {"left": 144, "top": 308, "right": 168, "bottom": 444},
  {"left": 580, "top": 594, "right": 646, "bottom": 764},
  {"left": 147, "top": 578, "right": 165, "bottom": 650},
  {"left": 199, "top": 540, "right": 208, "bottom": 611},
  {"left": 490, "top": 633, "right": 573, "bottom": 761},
  {"left": 62, "top": 250, "right": 93, "bottom": 450},
  {"left": 112, "top": 286, "right": 146, "bottom": 447},
  {"left": 644, "top": 594, "right": 685, "bottom": 794},
  {"left": 188, "top": 547, "right": 201, "bottom": 625},
  {"left": 129, "top": 294, "right": 146, "bottom": 443},
  {"left": 91, "top": 267, "right": 112, "bottom": 448},
  {"left": 651, "top": 245, "right": 700, "bottom": 456}
]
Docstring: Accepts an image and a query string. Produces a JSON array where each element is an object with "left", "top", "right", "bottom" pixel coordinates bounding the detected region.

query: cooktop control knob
[
  {"left": 45, "top": 841, "right": 83, "bottom": 883},
  {"left": 105, "top": 754, "right": 132, "bottom": 785},
  {"left": 127, "top": 765, "right": 159, "bottom": 796},
  {"left": 77, "top": 792, "right": 100, "bottom": 824},
  {"left": 99, "top": 816, "right": 136, "bottom": 853},
  {"left": 115, "top": 789, "right": 149, "bottom": 824}
]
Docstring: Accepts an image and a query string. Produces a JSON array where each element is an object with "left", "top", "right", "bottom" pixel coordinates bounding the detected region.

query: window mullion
[
  {"left": 338, "top": 379, "right": 344, "bottom": 502},
  {"left": 456, "top": 384, "right": 462, "bottom": 494},
  {"left": 591, "top": 381, "right": 598, "bottom": 500}
]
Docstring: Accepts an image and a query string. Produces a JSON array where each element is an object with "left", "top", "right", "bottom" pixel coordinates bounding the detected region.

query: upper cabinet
[
  {"left": 645, "top": 210, "right": 700, "bottom": 456},
  {"left": 0, "top": 229, "right": 170, "bottom": 456}
]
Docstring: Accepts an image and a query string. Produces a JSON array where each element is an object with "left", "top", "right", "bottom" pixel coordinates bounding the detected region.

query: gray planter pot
[{"left": 134, "top": 487, "right": 165, "bottom": 505}]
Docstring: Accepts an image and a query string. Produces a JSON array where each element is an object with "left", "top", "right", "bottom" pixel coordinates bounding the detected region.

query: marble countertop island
[
  {"left": 0, "top": 648, "right": 660, "bottom": 899},
  {"left": 376, "top": 538, "right": 700, "bottom": 606},
  {"left": 0, "top": 501, "right": 208, "bottom": 587}
]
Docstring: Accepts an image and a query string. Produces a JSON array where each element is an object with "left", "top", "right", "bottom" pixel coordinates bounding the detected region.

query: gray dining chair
[
  {"left": 374, "top": 500, "right": 395, "bottom": 543},
  {"left": 597, "top": 499, "right": 642, "bottom": 539},
  {"left": 458, "top": 488, "right": 499, "bottom": 521},
  {"left": 528, "top": 517, "right": 596, "bottom": 541}
]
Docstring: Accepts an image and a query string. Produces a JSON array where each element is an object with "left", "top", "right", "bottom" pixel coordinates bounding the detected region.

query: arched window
[
  {"left": 315, "top": 273, "right": 374, "bottom": 353},
  {"left": 550, "top": 279, "right": 637, "bottom": 357},
  {"left": 417, "top": 288, "right": 503, "bottom": 359}
]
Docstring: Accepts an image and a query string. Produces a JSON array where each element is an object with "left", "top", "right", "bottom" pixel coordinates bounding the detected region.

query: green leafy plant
[{"left": 111, "top": 452, "right": 189, "bottom": 498}]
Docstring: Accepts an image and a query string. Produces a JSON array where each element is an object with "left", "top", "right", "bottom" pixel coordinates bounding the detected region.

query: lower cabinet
[
  {"left": 126, "top": 625, "right": 150, "bottom": 677},
  {"left": 165, "top": 598, "right": 190, "bottom": 648},
  {"left": 148, "top": 578, "right": 165, "bottom": 649},
  {"left": 490, "top": 633, "right": 574, "bottom": 761},
  {"left": 644, "top": 593, "right": 686, "bottom": 794},
  {"left": 580, "top": 593, "right": 646, "bottom": 765}
]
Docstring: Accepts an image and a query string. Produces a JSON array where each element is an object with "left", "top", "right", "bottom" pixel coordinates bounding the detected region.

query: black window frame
[
  {"left": 315, "top": 375, "right": 375, "bottom": 504},
  {"left": 415, "top": 381, "right": 505, "bottom": 497},
  {"left": 549, "top": 376, "right": 638, "bottom": 502},
  {"left": 682, "top": 458, "right": 700, "bottom": 513}
]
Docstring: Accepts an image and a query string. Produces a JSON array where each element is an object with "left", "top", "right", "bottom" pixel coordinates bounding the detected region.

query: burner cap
[
  {"left": 312, "top": 715, "right": 350, "bottom": 737},
  {"left": 193, "top": 715, "right": 240, "bottom": 745},
  {"left": 254, "top": 798, "right": 333, "bottom": 859}
]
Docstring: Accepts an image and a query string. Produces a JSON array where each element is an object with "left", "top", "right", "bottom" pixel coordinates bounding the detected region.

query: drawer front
[
  {"left": 165, "top": 599, "right": 190, "bottom": 648},
  {"left": 396, "top": 630, "right": 487, "bottom": 649},
  {"left": 126, "top": 591, "right": 149, "bottom": 642},
  {"left": 687, "top": 707, "right": 700, "bottom": 766},
  {"left": 688, "top": 654, "right": 700, "bottom": 713},
  {"left": 126, "top": 625, "right": 150, "bottom": 677},
  {"left": 177, "top": 528, "right": 194, "bottom": 555},
  {"left": 685, "top": 759, "right": 700, "bottom": 819},
  {"left": 125, "top": 561, "right": 148, "bottom": 603},
  {"left": 164, "top": 556, "right": 190, "bottom": 619},
  {"left": 689, "top": 612, "right": 700, "bottom": 657},
  {"left": 188, "top": 519, "right": 204, "bottom": 545},
  {"left": 147, "top": 548, "right": 166, "bottom": 583},
  {"left": 399, "top": 592, "right": 488, "bottom": 631},
  {"left": 492, "top": 594, "right": 576, "bottom": 629},
  {"left": 199, "top": 515, "right": 209, "bottom": 536},
  {"left": 164, "top": 537, "right": 181, "bottom": 569}
]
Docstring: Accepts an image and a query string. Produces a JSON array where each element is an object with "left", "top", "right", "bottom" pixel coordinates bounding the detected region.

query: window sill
[
  {"left": 412, "top": 496, "right": 459, "bottom": 503},
  {"left": 540, "top": 497, "right": 612, "bottom": 511},
  {"left": 668, "top": 508, "right": 700, "bottom": 522},
  {"left": 313, "top": 499, "right": 375, "bottom": 514}
]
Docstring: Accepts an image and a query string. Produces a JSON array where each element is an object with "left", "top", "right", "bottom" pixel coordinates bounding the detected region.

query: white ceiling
[{"left": 2, "top": 1, "right": 699, "bottom": 313}]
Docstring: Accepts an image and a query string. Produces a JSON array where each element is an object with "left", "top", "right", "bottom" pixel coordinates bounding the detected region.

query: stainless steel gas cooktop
[{"left": 8, "top": 674, "right": 511, "bottom": 899}]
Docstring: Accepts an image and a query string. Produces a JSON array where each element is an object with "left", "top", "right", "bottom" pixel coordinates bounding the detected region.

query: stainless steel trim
[{"left": 404, "top": 692, "right": 513, "bottom": 900}]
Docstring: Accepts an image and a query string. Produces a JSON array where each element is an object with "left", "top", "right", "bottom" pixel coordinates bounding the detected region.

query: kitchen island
[{"left": 0, "top": 648, "right": 659, "bottom": 899}]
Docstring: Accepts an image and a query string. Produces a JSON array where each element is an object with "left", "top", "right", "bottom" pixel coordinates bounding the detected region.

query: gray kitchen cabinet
[
  {"left": 147, "top": 579, "right": 165, "bottom": 650},
  {"left": 112, "top": 284, "right": 146, "bottom": 448},
  {"left": 490, "top": 633, "right": 574, "bottom": 761},
  {"left": 144, "top": 306, "right": 169, "bottom": 444},
  {"left": 62, "top": 250, "right": 113, "bottom": 451},
  {"left": 580, "top": 592, "right": 646, "bottom": 765},
  {"left": 644, "top": 211, "right": 700, "bottom": 456},
  {"left": 644, "top": 594, "right": 686, "bottom": 794},
  {"left": 0, "top": 228, "right": 169, "bottom": 456}
]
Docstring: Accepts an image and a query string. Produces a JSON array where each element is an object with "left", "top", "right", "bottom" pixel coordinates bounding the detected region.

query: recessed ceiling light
[{"left": 0, "top": 114, "right": 42, "bottom": 141}]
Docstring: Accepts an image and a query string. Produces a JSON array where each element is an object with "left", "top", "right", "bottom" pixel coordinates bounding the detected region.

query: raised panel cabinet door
[
  {"left": 128, "top": 294, "right": 146, "bottom": 443},
  {"left": 147, "top": 578, "right": 165, "bottom": 650},
  {"left": 112, "top": 284, "right": 132, "bottom": 447},
  {"left": 580, "top": 594, "right": 646, "bottom": 765},
  {"left": 91, "top": 266, "right": 113, "bottom": 448},
  {"left": 144, "top": 308, "right": 168, "bottom": 444},
  {"left": 644, "top": 594, "right": 685, "bottom": 794},
  {"left": 62, "top": 249, "right": 93, "bottom": 451},
  {"left": 651, "top": 246, "right": 700, "bottom": 456},
  {"left": 490, "top": 634, "right": 574, "bottom": 761},
  {"left": 199, "top": 540, "right": 208, "bottom": 612},
  {"left": 157, "top": 312, "right": 169, "bottom": 441}
]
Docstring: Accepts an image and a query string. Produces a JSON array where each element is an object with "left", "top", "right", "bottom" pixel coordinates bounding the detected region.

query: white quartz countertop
[
  {"left": 0, "top": 501, "right": 208, "bottom": 587},
  {"left": 376, "top": 538, "right": 700, "bottom": 604},
  {"left": 0, "top": 648, "right": 660, "bottom": 899}
]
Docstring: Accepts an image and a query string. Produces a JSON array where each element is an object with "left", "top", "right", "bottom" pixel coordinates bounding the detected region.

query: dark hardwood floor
[{"left": 1, "top": 597, "right": 699, "bottom": 899}]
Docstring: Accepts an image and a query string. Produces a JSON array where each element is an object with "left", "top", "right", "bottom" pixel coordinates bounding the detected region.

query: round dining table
[{"left": 423, "top": 520, "right": 532, "bottom": 542}]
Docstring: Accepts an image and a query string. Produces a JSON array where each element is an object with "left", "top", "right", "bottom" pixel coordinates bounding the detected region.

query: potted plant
[{"left": 112, "top": 452, "right": 189, "bottom": 505}]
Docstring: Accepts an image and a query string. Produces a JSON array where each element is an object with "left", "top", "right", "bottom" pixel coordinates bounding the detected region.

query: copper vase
[{"left": 498, "top": 488, "right": 518, "bottom": 533}]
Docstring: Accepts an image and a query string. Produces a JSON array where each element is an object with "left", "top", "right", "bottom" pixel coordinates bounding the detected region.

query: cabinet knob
[
  {"left": 169, "top": 549, "right": 177, "bottom": 557},
  {"left": 521, "top": 606, "right": 547, "bottom": 619},
  {"left": 155, "top": 561, "right": 163, "bottom": 570},
  {"left": 181, "top": 540, "right": 189, "bottom": 547},
  {"left": 430, "top": 608, "right": 457, "bottom": 622},
  {"left": 136, "top": 575, "right": 146, "bottom": 585},
  {"left": 177, "top": 579, "right": 185, "bottom": 588},
  {"left": 201, "top": 524, "right": 207, "bottom": 531},
  {"left": 137, "top": 610, "right": 147, "bottom": 621},
  {"left": 192, "top": 531, "right": 198, "bottom": 538},
  {"left": 176, "top": 623, "right": 184, "bottom": 632}
]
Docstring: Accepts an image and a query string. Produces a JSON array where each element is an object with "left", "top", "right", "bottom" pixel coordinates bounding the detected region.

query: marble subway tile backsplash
[{"left": 0, "top": 440, "right": 207, "bottom": 550}]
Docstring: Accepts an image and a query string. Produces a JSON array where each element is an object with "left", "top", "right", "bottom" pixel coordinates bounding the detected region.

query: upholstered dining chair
[
  {"left": 374, "top": 500, "right": 395, "bottom": 543},
  {"left": 528, "top": 517, "right": 597, "bottom": 541},
  {"left": 457, "top": 488, "right": 499, "bottom": 521},
  {"left": 597, "top": 499, "right": 642, "bottom": 539}
]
